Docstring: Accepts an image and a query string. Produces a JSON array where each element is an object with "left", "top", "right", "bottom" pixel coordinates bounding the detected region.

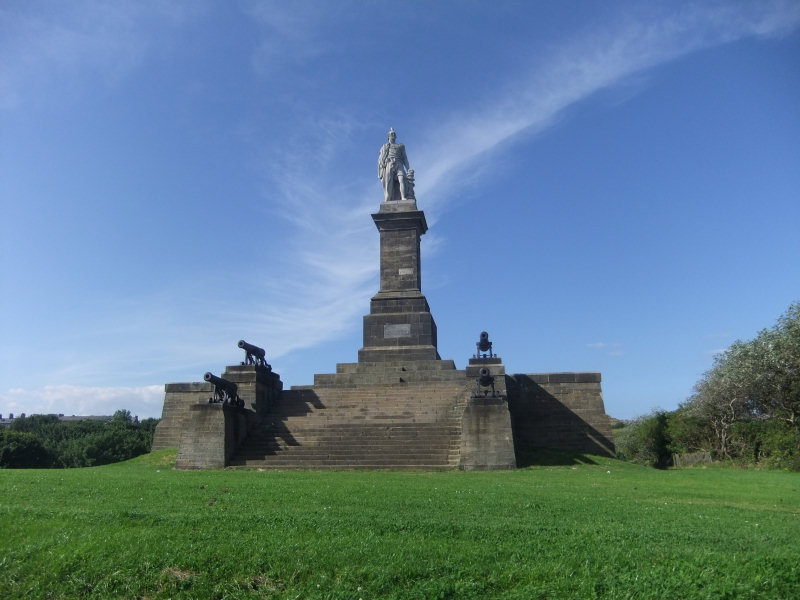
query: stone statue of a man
[{"left": 378, "top": 128, "right": 411, "bottom": 202}]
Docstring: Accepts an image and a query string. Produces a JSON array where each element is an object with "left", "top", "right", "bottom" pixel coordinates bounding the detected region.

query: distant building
[{"left": 0, "top": 413, "right": 113, "bottom": 428}]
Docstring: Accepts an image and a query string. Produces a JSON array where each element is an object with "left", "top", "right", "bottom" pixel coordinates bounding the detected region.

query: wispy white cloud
[
  {"left": 0, "top": 1, "right": 203, "bottom": 110},
  {"left": 588, "top": 342, "right": 625, "bottom": 357},
  {"left": 1, "top": 385, "right": 164, "bottom": 419},
  {"left": 415, "top": 1, "right": 800, "bottom": 218},
  {"left": 235, "top": 116, "right": 380, "bottom": 359},
  {"left": 705, "top": 348, "right": 727, "bottom": 357}
]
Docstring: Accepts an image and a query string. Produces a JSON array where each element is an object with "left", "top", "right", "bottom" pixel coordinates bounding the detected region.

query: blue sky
[{"left": 1, "top": 0, "right": 799, "bottom": 421}]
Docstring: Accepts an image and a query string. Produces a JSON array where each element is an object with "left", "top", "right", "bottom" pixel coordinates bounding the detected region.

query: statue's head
[{"left": 387, "top": 128, "right": 396, "bottom": 142}]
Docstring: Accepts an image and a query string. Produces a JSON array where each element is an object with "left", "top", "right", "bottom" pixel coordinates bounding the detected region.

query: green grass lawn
[{"left": 1, "top": 451, "right": 798, "bottom": 599}]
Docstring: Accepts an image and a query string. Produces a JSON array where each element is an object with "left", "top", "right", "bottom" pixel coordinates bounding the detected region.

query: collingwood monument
[{"left": 152, "top": 129, "right": 615, "bottom": 469}]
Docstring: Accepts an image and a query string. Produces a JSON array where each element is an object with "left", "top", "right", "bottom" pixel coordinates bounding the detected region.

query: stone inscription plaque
[
  {"left": 398, "top": 268, "right": 414, "bottom": 276},
  {"left": 384, "top": 324, "right": 411, "bottom": 339}
]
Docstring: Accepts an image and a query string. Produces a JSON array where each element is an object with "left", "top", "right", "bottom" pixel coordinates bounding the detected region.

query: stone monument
[
  {"left": 153, "top": 128, "right": 616, "bottom": 469},
  {"left": 361, "top": 131, "right": 437, "bottom": 362}
]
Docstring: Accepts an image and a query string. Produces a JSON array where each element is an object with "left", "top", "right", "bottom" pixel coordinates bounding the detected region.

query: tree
[
  {"left": 1, "top": 410, "right": 159, "bottom": 468},
  {"left": 614, "top": 411, "right": 671, "bottom": 468},
  {"left": 665, "top": 408, "right": 715, "bottom": 455},
  {"left": 0, "top": 431, "right": 51, "bottom": 468},
  {"left": 747, "top": 303, "right": 800, "bottom": 426},
  {"left": 621, "top": 302, "right": 800, "bottom": 469},
  {"left": 686, "top": 342, "right": 756, "bottom": 458}
]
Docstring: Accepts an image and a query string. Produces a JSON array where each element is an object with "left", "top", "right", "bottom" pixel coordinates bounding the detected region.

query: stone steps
[
  {"left": 235, "top": 421, "right": 461, "bottom": 465},
  {"left": 298, "top": 360, "right": 466, "bottom": 388},
  {"left": 246, "top": 431, "right": 460, "bottom": 444},
  {"left": 230, "top": 421, "right": 464, "bottom": 468},
  {"left": 232, "top": 448, "right": 461, "bottom": 467},
  {"left": 229, "top": 363, "right": 471, "bottom": 469},
  {"left": 236, "top": 447, "right": 460, "bottom": 459},
  {"left": 254, "top": 440, "right": 458, "bottom": 449},
  {"left": 270, "top": 404, "right": 460, "bottom": 413},
  {"left": 230, "top": 459, "right": 456, "bottom": 470},
  {"left": 335, "top": 360, "right": 458, "bottom": 373},
  {"left": 240, "top": 448, "right": 460, "bottom": 458},
  {"left": 252, "top": 425, "right": 461, "bottom": 437},
  {"left": 271, "top": 416, "right": 456, "bottom": 426},
  {"left": 232, "top": 439, "right": 460, "bottom": 464},
  {"left": 312, "top": 373, "right": 466, "bottom": 387}
]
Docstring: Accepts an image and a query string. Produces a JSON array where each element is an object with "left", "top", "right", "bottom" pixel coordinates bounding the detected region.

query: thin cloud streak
[
  {"left": 415, "top": 2, "right": 800, "bottom": 219},
  {"left": 237, "top": 116, "right": 381, "bottom": 361},
  {"left": 246, "top": 1, "right": 800, "bottom": 367}
]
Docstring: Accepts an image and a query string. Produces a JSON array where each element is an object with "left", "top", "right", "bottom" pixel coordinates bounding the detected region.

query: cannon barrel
[
  {"left": 238, "top": 339, "right": 266, "bottom": 359},
  {"left": 204, "top": 372, "right": 243, "bottom": 407},
  {"left": 477, "top": 331, "right": 492, "bottom": 353},
  {"left": 204, "top": 372, "right": 237, "bottom": 393},
  {"left": 478, "top": 367, "right": 494, "bottom": 387}
]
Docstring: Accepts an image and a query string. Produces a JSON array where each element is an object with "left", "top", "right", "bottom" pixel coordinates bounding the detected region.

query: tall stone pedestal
[
  {"left": 175, "top": 403, "right": 253, "bottom": 469},
  {"left": 151, "top": 381, "right": 212, "bottom": 451},
  {"left": 359, "top": 200, "right": 440, "bottom": 362},
  {"left": 221, "top": 364, "right": 283, "bottom": 419},
  {"left": 460, "top": 356, "right": 516, "bottom": 470}
]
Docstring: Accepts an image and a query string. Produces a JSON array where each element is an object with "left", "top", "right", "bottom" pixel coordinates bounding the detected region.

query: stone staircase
[{"left": 229, "top": 360, "right": 470, "bottom": 469}]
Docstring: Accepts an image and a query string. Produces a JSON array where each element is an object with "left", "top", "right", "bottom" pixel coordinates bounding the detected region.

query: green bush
[
  {"left": 730, "top": 420, "right": 800, "bottom": 471},
  {"left": 0, "top": 430, "right": 52, "bottom": 468},
  {"left": 1, "top": 410, "right": 159, "bottom": 469},
  {"left": 614, "top": 411, "right": 671, "bottom": 468},
  {"left": 665, "top": 409, "right": 715, "bottom": 455}
]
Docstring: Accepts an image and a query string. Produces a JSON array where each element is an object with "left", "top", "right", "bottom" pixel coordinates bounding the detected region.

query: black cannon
[
  {"left": 474, "top": 366, "right": 497, "bottom": 397},
  {"left": 476, "top": 331, "right": 494, "bottom": 358},
  {"left": 238, "top": 339, "right": 270, "bottom": 370},
  {"left": 204, "top": 372, "right": 244, "bottom": 408}
]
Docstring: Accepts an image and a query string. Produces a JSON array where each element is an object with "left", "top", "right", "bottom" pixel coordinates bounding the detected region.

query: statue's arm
[{"left": 378, "top": 145, "right": 387, "bottom": 178}]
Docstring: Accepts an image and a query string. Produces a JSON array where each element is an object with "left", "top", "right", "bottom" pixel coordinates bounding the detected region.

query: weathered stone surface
[
  {"left": 175, "top": 403, "right": 252, "bottom": 469},
  {"left": 506, "top": 373, "right": 615, "bottom": 457},
  {"left": 229, "top": 360, "right": 472, "bottom": 469},
  {"left": 155, "top": 365, "right": 282, "bottom": 456},
  {"left": 459, "top": 355, "right": 514, "bottom": 469},
  {"left": 151, "top": 382, "right": 212, "bottom": 451},
  {"left": 222, "top": 365, "right": 283, "bottom": 420},
  {"left": 359, "top": 204, "right": 440, "bottom": 363},
  {"left": 460, "top": 397, "right": 516, "bottom": 470}
]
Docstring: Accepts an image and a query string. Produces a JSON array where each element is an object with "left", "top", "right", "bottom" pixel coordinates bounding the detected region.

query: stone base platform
[{"left": 228, "top": 359, "right": 471, "bottom": 469}]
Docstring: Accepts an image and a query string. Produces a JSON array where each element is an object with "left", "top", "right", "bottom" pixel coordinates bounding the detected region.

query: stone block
[
  {"left": 175, "top": 403, "right": 253, "bottom": 470},
  {"left": 506, "top": 373, "right": 615, "bottom": 458},
  {"left": 151, "top": 382, "right": 213, "bottom": 450},
  {"left": 460, "top": 396, "right": 516, "bottom": 470}
]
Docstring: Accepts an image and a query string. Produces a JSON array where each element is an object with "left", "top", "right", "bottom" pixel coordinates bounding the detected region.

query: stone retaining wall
[
  {"left": 175, "top": 403, "right": 252, "bottom": 469},
  {"left": 506, "top": 373, "right": 615, "bottom": 457}
]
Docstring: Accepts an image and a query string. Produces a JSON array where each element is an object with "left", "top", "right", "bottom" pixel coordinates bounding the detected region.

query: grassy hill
[{"left": 1, "top": 451, "right": 798, "bottom": 599}]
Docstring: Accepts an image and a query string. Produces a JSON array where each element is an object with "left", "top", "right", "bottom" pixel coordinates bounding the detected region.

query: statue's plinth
[
  {"left": 358, "top": 200, "right": 440, "bottom": 363},
  {"left": 461, "top": 355, "right": 516, "bottom": 470}
]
